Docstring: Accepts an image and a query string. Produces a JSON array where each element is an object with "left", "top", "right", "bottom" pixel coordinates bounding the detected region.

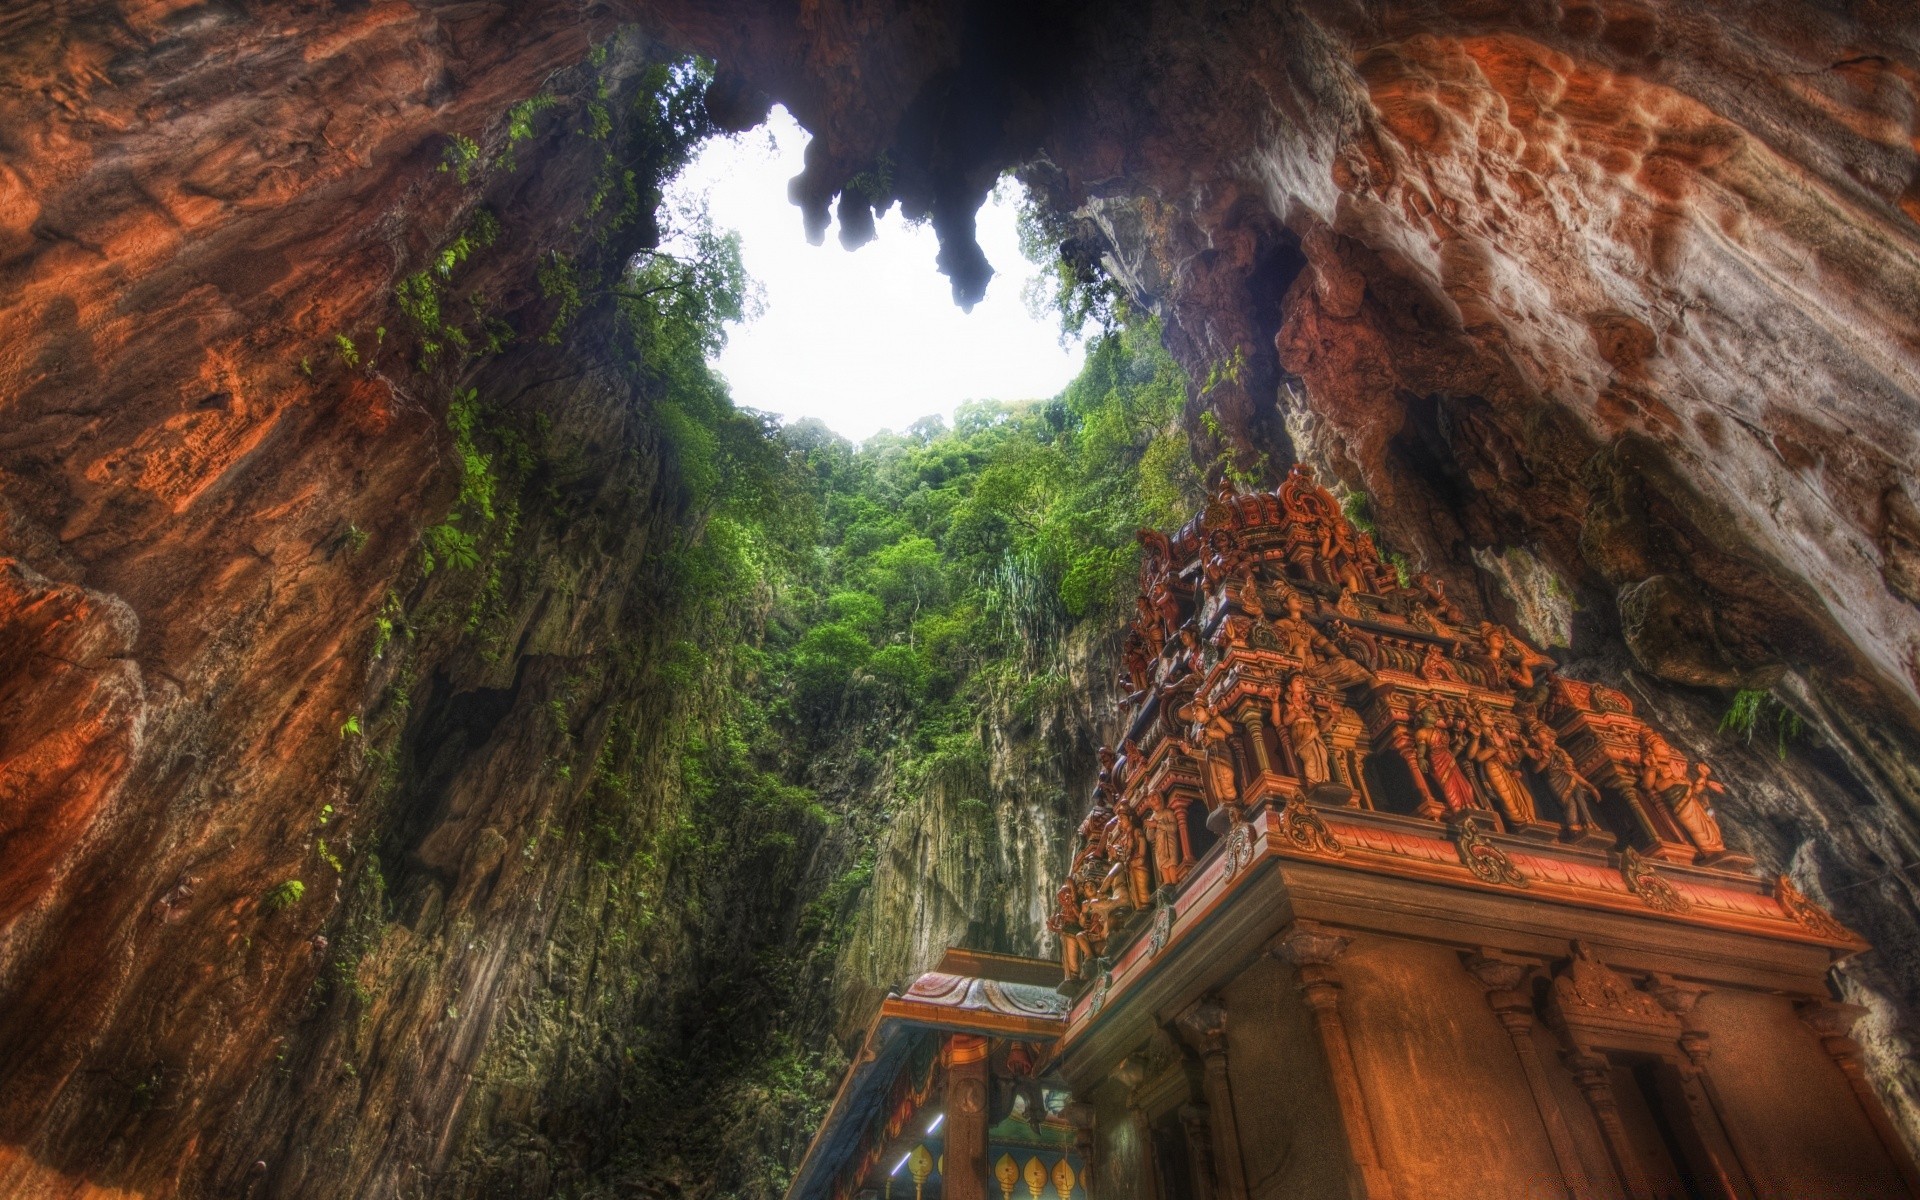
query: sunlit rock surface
[{"left": 2, "top": 0, "right": 1917, "bottom": 1195}]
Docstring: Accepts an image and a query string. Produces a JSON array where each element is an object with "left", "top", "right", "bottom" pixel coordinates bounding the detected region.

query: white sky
[{"left": 665, "top": 107, "right": 1086, "bottom": 441}]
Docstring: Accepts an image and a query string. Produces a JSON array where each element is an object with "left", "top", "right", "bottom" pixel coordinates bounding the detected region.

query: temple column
[
  {"left": 1461, "top": 953, "right": 1593, "bottom": 1200},
  {"left": 944, "top": 1034, "right": 991, "bottom": 1200},
  {"left": 1175, "top": 998, "right": 1249, "bottom": 1200},
  {"left": 1178, "top": 1103, "right": 1219, "bottom": 1200},
  {"left": 1646, "top": 978, "right": 1756, "bottom": 1200},
  {"left": 1113, "top": 1057, "right": 1163, "bottom": 1200},
  {"left": 1064, "top": 1101, "right": 1099, "bottom": 1200},
  {"left": 1798, "top": 1000, "right": 1920, "bottom": 1196},
  {"left": 1273, "top": 924, "right": 1397, "bottom": 1199},
  {"left": 1563, "top": 1050, "right": 1655, "bottom": 1200},
  {"left": 1239, "top": 708, "right": 1275, "bottom": 777}
]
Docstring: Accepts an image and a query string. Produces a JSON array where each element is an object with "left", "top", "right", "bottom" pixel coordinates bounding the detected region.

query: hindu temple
[{"left": 785, "top": 468, "right": 1917, "bottom": 1200}]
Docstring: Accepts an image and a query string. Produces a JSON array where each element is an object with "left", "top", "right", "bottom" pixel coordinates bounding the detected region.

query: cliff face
[{"left": 3, "top": 0, "right": 1920, "bottom": 1196}]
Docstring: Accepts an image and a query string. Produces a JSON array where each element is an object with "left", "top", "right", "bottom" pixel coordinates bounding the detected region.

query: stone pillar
[
  {"left": 1646, "top": 977, "right": 1756, "bottom": 1200},
  {"left": 1064, "top": 1101, "right": 1099, "bottom": 1200},
  {"left": 1113, "top": 1056, "right": 1163, "bottom": 1200},
  {"left": 1798, "top": 1000, "right": 1920, "bottom": 1196},
  {"left": 1563, "top": 1050, "right": 1655, "bottom": 1200},
  {"left": 1239, "top": 708, "right": 1275, "bottom": 776},
  {"left": 1178, "top": 1103, "right": 1219, "bottom": 1200},
  {"left": 944, "top": 1034, "right": 991, "bottom": 1200},
  {"left": 1273, "top": 924, "right": 1397, "bottom": 1199},
  {"left": 1461, "top": 952, "right": 1593, "bottom": 1200},
  {"left": 1175, "top": 998, "right": 1249, "bottom": 1200}
]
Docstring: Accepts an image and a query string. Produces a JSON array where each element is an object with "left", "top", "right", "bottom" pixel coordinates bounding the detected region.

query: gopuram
[{"left": 784, "top": 468, "right": 1918, "bottom": 1200}]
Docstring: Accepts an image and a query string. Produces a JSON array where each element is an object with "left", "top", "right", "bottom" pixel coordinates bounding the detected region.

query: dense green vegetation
[
  {"left": 377, "top": 48, "right": 1204, "bottom": 1193},
  {"left": 654, "top": 316, "right": 1201, "bottom": 805},
  {"left": 604, "top": 131, "right": 1203, "bottom": 1189}
]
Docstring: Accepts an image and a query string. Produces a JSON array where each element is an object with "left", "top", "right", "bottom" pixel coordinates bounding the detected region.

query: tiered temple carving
[
  {"left": 786, "top": 473, "right": 1915, "bottom": 1200},
  {"left": 1052, "top": 467, "right": 1765, "bottom": 984}
]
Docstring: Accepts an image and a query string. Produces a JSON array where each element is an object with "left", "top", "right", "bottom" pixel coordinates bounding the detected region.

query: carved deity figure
[
  {"left": 1149, "top": 575, "right": 1182, "bottom": 641},
  {"left": 1237, "top": 573, "right": 1265, "bottom": 618},
  {"left": 1202, "top": 530, "right": 1246, "bottom": 596},
  {"left": 1134, "top": 597, "right": 1165, "bottom": 656},
  {"left": 1115, "top": 738, "right": 1144, "bottom": 794},
  {"left": 1071, "top": 800, "right": 1114, "bottom": 878},
  {"left": 1049, "top": 882, "right": 1091, "bottom": 980},
  {"left": 1143, "top": 796, "right": 1185, "bottom": 891},
  {"left": 1171, "top": 623, "right": 1206, "bottom": 684},
  {"left": 1320, "top": 520, "right": 1370, "bottom": 595},
  {"left": 1476, "top": 621, "right": 1554, "bottom": 693},
  {"left": 1270, "top": 584, "right": 1319, "bottom": 662},
  {"left": 1639, "top": 730, "right": 1727, "bottom": 855},
  {"left": 1411, "top": 572, "right": 1466, "bottom": 625},
  {"left": 1103, "top": 799, "right": 1153, "bottom": 910},
  {"left": 1412, "top": 702, "right": 1479, "bottom": 814},
  {"left": 1187, "top": 694, "right": 1240, "bottom": 812},
  {"left": 1120, "top": 631, "right": 1153, "bottom": 699},
  {"left": 1274, "top": 674, "right": 1332, "bottom": 789},
  {"left": 1465, "top": 706, "right": 1537, "bottom": 825},
  {"left": 1524, "top": 721, "right": 1601, "bottom": 837},
  {"left": 1272, "top": 586, "right": 1373, "bottom": 690}
]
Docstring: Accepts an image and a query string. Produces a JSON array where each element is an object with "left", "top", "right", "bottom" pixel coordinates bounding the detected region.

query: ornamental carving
[
  {"left": 1552, "top": 942, "right": 1673, "bottom": 1026},
  {"left": 1147, "top": 899, "right": 1175, "bottom": 957},
  {"left": 1454, "top": 819, "right": 1528, "bottom": 888},
  {"left": 1047, "top": 468, "right": 1775, "bottom": 986},
  {"left": 1621, "top": 847, "right": 1690, "bottom": 914},
  {"left": 1775, "top": 874, "right": 1851, "bottom": 940},
  {"left": 1277, "top": 796, "right": 1345, "bottom": 857}
]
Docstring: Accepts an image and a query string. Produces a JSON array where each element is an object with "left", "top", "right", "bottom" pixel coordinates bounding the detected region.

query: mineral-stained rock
[{"left": 3, "top": 0, "right": 1919, "bottom": 1194}]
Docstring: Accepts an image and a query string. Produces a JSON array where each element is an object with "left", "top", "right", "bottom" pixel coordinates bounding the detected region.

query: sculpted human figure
[
  {"left": 1413, "top": 702, "right": 1479, "bottom": 814},
  {"left": 1320, "top": 517, "right": 1370, "bottom": 595},
  {"left": 1115, "top": 738, "right": 1144, "bottom": 793},
  {"left": 1103, "top": 799, "right": 1152, "bottom": 910},
  {"left": 1120, "top": 632, "right": 1152, "bottom": 699},
  {"left": 1171, "top": 623, "right": 1207, "bottom": 683},
  {"left": 1202, "top": 529, "right": 1246, "bottom": 596},
  {"left": 1272, "top": 585, "right": 1373, "bottom": 690},
  {"left": 1476, "top": 621, "right": 1554, "bottom": 692},
  {"left": 1149, "top": 574, "right": 1183, "bottom": 639},
  {"left": 1411, "top": 572, "right": 1466, "bottom": 625},
  {"left": 1274, "top": 674, "right": 1332, "bottom": 788},
  {"left": 1143, "top": 796, "right": 1184, "bottom": 891},
  {"left": 1525, "top": 721, "right": 1601, "bottom": 837},
  {"left": 1639, "top": 730, "right": 1727, "bottom": 855},
  {"left": 1466, "top": 706, "right": 1538, "bottom": 826},
  {"left": 1071, "top": 800, "right": 1114, "bottom": 877},
  {"left": 1187, "top": 694, "right": 1240, "bottom": 812},
  {"left": 1049, "top": 882, "right": 1091, "bottom": 980},
  {"left": 1134, "top": 597, "right": 1165, "bottom": 656}
]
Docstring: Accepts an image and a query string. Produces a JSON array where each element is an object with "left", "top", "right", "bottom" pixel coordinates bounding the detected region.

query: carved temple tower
[{"left": 785, "top": 468, "right": 1917, "bottom": 1200}]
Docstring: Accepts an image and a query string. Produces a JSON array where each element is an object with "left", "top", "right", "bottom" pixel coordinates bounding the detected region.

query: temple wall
[
  {"left": 1220, "top": 956, "right": 1349, "bottom": 1200},
  {"left": 1334, "top": 933, "right": 1569, "bottom": 1198},
  {"left": 1697, "top": 987, "right": 1908, "bottom": 1198},
  {"left": 1086, "top": 1077, "right": 1146, "bottom": 1200},
  {"left": 1527, "top": 1016, "right": 1630, "bottom": 1200}
]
